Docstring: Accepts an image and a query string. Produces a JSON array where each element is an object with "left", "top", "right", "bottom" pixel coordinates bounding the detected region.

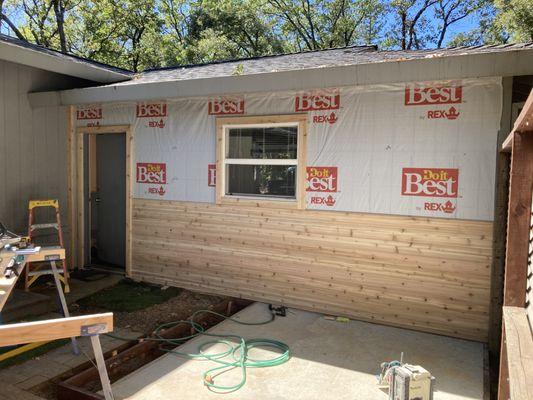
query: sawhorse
[{"left": 0, "top": 248, "right": 79, "bottom": 355}]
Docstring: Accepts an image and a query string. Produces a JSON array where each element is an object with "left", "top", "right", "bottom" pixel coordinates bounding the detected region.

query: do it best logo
[
  {"left": 208, "top": 96, "right": 245, "bottom": 115},
  {"left": 404, "top": 82, "right": 463, "bottom": 120},
  {"left": 307, "top": 167, "right": 338, "bottom": 207},
  {"left": 401, "top": 168, "right": 458, "bottom": 198},
  {"left": 137, "top": 102, "right": 167, "bottom": 129},
  {"left": 137, "top": 163, "right": 167, "bottom": 184},
  {"left": 295, "top": 88, "right": 340, "bottom": 112},
  {"left": 404, "top": 83, "right": 462, "bottom": 106},
  {"left": 77, "top": 105, "right": 102, "bottom": 120},
  {"left": 207, "top": 164, "right": 216, "bottom": 187},
  {"left": 306, "top": 167, "right": 338, "bottom": 192},
  {"left": 136, "top": 102, "right": 167, "bottom": 118}
]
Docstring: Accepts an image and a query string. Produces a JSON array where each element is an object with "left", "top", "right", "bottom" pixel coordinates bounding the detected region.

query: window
[{"left": 216, "top": 115, "right": 307, "bottom": 207}]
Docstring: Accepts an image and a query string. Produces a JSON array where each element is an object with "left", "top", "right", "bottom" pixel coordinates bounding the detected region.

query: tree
[
  {"left": 1, "top": 0, "right": 27, "bottom": 39},
  {"left": 267, "top": 0, "right": 384, "bottom": 51},
  {"left": 387, "top": 0, "right": 438, "bottom": 50},
  {"left": 72, "top": 0, "right": 164, "bottom": 71},
  {"left": 434, "top": 0, "right": 488, "bottom": 48},
  {"left": 52, "top": 0, "right": 68, "bottom": 52},
  {"left": 493, "top": 0, "right": 533, "bottom": 42}
]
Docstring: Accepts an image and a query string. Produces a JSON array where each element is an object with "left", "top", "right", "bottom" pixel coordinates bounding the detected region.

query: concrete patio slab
[{"left": 111, "top": 303, "right": 485, "bottom": 400}]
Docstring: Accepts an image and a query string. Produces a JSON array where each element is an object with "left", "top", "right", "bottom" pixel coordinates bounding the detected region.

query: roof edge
[
  {"left": 31, "top": 48, "right": 533, "bottom": 107},
  {"left": 0, "top": 35, "right": 131, "bottom": 84}
]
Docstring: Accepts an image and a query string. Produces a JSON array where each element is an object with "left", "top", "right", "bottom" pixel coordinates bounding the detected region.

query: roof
[
  {"left": 118, "top": 42, "right": 533, "bottom": 86},
  {"left": 0, "top": 34, "right": 131, "bottom": 84},
  {"left": 29, "top": 41, "right": 533, "bottom": 106}
]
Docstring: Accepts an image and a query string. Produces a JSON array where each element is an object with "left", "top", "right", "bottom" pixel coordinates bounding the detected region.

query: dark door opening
[{"left": 85, "top": 133, "right": 126, "bottom": 270}]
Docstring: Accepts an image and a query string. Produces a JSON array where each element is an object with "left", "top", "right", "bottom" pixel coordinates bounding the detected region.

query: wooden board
[
  {"left": 504, "top": 133, "right": 533, "bottom": 307},
  {"left": 131, "top": 199, "right": 493, "bottom": 341},
  {"left": 0, "top": 313, "right": 113, "bottom": 346},
  {"left": 0, "top": 248, "right": 66, "bottom": 311},
  {"left": 502, "top": 307, "right": 533, "bottom": 400},
  {"left": 0, "top": 251, "right": 26, "bottom": 311}
]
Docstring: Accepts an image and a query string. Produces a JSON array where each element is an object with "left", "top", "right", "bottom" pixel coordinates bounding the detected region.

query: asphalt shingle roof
[{"left": 114, "top": 42, "right": 533, "bottom": 86}]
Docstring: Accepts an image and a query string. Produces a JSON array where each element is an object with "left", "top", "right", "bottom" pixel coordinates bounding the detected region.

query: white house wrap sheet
[{"left": 76, "top": 77, "right": 502, "bottom": 221}]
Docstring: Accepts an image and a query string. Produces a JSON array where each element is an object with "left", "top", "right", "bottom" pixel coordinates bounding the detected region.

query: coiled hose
[{"left": 105, "top": 308, "right": 290, "bottom": 393}]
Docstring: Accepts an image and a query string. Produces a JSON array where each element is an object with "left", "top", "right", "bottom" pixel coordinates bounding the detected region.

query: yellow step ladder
[{"left": 25, "top": 199, "right": 70, "bottom": 293}]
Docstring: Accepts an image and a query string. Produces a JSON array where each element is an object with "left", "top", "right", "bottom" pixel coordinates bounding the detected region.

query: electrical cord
[{"left": 105, "top": 307, "right": 290, "bottom": 393}]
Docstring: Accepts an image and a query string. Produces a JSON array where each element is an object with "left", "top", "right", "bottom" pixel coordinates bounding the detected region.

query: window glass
[
  {"left": 227, "top": 127, "right": 297, "bottom": 159},
  {"left": 227, "top": 165, "right": 296, "bottom": 198}
]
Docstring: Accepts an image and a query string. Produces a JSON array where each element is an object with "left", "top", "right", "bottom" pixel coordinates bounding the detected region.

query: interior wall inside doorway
[{"left": 84, "top": 133, "right": 126, "bottom": 269}]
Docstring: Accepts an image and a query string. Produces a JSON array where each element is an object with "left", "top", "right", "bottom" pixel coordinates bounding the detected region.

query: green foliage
[
  {"left": 1, "top": 0, "right": 532, "bottom": 70},
  {"left": 494, "top": 0, "right": 533, "bottom": 42}
]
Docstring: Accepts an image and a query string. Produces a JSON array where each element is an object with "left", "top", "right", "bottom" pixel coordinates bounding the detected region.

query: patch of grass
[
  {"left": 76, "top": 279, "right": 181, "bottom": 312},
  {"left": 0, "top": 339, "right": 70, "bottom": 369}
]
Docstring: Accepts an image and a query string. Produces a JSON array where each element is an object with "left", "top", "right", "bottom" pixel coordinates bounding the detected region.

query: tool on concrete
[
  {"left": 377, "top": 354, "right": 435, "bottom": 400},
  {"left": 26, "top": 199, "right": 70, "bottom": 292},
  {"left": 389, "top": 364, "right": 435, "bottom": 400}
]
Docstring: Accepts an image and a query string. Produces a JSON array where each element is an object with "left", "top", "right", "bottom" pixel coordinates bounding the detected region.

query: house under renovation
[{"left": 0, "top": 33, "right": 532, "bottom": 400}]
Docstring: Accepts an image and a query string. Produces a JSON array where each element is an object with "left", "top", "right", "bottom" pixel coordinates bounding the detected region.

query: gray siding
[{"left": 0, "top": 60, "right": 80, "bottom": 249}]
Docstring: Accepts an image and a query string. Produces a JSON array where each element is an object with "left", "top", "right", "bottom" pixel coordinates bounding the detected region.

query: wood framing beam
[
  {"left": 67, "top": 106, "right": 77, "bottom": 268},
  {"left": 502, "top": 89, "right": 533, "bottom": 152},
  {"left": 0, "top": 313, "right": 113, "bottom": 347},
  {"left": 503, "top": 132, "right": 533, "bottom": 307}
]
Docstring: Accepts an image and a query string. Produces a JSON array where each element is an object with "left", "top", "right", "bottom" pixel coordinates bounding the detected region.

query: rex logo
[{"left": 401, "top": 168, "right": 458, "bottom": 198}]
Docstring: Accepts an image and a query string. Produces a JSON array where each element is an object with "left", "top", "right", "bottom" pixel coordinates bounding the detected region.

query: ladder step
[{"left": 31, "top": 223, "right": 59, "bottom": 230}]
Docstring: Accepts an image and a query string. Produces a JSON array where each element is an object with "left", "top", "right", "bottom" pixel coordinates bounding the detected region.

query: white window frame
[{"left": 216, "top": 115, "right": 307, "bottom": 209}]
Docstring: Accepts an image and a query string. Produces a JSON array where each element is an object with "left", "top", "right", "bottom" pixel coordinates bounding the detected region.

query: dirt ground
[{"left": 76, "top": 285, "right": 226, "bottom": 334}]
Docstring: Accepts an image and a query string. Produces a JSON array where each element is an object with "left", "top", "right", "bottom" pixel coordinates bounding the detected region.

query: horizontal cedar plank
[
  {"left": 132, "top": 233, "right": 490, "bottom": 282},
  {"left": 134, "top": 199, "right": 490, "bottom": 227},
  {"left": 132, "top": 199, "right": 492, "bottom": 341},
  {"left": 132, "top": 261, "right": 489, "bottom": 330},
  {"left": 131, "top": 256, "right": 489, "bottom": 324},
  {"left": 133, "top": 215, "right": 492, "bottom": 256},
  {"left": 131, "top": 240, "right": 490, "bottom": 302},
  {"left": 133, "top": 223, "right": 491, "bottom": 270},
  {"left": 132, "top": 270, "right": 487, "bottom": 341}
]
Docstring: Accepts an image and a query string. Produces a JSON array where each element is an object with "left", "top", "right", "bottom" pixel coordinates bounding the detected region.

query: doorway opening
[
  {"left": 76, "top": 125, "right": 133, "bottom": 275},
  {"left": 86, "top": 133, "right": 126, "bottom": 270}
]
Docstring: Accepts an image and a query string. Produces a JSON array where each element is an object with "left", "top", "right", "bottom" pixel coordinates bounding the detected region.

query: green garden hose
[{"left": 105, "top": 308, "right": 290, "bottom": 393}]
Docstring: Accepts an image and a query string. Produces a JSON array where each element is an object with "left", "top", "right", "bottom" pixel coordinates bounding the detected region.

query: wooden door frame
[{"left": 71, "top": 123, "right": 133, "bottom": 276}]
